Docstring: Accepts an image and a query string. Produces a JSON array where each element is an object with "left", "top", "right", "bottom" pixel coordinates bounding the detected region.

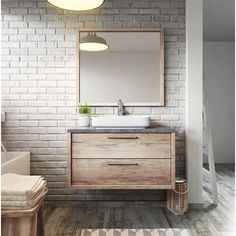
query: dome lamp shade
[
  {"left": 80, "top": 32, "right": 109, "bottom": 51},
  {"left": 46, "top": 0, "right": 105, "bottom": 11}
]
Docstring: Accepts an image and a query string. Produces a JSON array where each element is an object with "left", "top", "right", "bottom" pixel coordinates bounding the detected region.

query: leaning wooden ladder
[{"left": 202, "top": 88, "right": 218, "bottom": 205}]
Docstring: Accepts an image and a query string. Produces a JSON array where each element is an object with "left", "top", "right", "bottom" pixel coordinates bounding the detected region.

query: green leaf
[{"left": 77, "top": 103, "right": 91, "bottom": 114}]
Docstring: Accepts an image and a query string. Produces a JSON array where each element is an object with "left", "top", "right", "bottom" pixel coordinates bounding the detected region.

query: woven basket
[{"left": 167, "top": 178, "right": 188, "bottom": 215}]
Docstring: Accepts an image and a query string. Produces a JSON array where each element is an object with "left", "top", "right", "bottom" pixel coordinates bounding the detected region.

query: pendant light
[
  {"left": 46, "top": 0, "right": 105, "bottom": 11},
  {"left": 80, "top": 32, "right": 109, "bottom": 51}
]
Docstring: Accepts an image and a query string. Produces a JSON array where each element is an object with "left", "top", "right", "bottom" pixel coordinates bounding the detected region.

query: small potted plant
[{"left": 77, "top": 103, "right": 91, "bottom": 127}]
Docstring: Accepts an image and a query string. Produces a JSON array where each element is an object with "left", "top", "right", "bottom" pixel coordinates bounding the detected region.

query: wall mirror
[{"left": 76, "top": 28, "right": 164, "bottom": 106}]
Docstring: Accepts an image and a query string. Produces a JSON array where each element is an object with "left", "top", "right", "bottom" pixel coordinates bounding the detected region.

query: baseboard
[{"left": 45, "top": 200, "right": 167, "bottom": 207}]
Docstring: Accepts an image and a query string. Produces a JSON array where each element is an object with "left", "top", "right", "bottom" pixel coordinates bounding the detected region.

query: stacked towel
[{"left": 1, "top": 173, "right": 48, "bottom": 210}]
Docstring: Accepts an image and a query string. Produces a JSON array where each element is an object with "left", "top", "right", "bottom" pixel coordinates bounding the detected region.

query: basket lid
[{"left": 175, "top": 177, "right": 186, "bottom": 183}]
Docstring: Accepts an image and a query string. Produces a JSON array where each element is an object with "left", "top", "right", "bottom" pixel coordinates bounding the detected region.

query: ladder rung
[{"left": 202, "top": 167, "right": 210, "bottom": 176}]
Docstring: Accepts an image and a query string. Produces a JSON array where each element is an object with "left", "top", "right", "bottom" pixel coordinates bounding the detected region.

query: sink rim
[
  {"left": 91, "top": 115, "right": 150, "bottom": 128},
  {"left": 91, "top": 115, "right": 150, "bottom": 118}
]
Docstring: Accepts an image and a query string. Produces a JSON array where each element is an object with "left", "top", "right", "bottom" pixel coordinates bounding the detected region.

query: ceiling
[{"left": 204, "top": 0, "right": 235, "bottom": 42}]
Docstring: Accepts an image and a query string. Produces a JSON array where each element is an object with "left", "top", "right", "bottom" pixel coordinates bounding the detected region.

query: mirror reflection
[{"left": 78, "top": 29, "right": 164, "bottom": 106}]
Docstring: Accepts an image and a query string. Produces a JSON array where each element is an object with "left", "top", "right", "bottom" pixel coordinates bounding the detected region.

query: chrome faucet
[{"left": 117, "top": 99, "right": 124, "bottom": 116}]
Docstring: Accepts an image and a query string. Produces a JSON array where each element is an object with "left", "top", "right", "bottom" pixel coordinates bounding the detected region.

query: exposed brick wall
[{"left": 1, "top": 0, "right": 186, "bottom": 201}]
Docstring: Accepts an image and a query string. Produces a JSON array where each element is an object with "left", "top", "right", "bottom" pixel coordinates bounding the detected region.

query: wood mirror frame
[{"left": 76, "top": 28, "right": 164, "bottom": 107}]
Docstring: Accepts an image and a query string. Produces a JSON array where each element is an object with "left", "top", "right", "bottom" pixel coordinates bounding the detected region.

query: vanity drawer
[
  {"left": 72, "top": 133, "right": 171, "bottom": 159},
  {"left": 71, "top": 158, "right": 171, "bottom": 188}
]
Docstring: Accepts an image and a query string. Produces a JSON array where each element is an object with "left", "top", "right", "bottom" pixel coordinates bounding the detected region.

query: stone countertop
[{"left": 67, "top": 127, "right": 176, "bottom": 133}]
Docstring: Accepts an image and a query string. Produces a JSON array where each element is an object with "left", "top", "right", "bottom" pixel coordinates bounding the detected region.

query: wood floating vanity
[{"left": 67, "top": 128, "right": 176, "bottom": 190}]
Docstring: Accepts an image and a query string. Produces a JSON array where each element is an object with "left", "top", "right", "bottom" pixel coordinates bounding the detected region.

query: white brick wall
[{"left": 1, "top": 0, "right": 186, "bottom": 201}]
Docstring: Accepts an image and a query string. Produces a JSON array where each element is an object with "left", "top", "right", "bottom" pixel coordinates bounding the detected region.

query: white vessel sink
[{"left": 91, "top": 115, "right": 150, "bottom": 129}]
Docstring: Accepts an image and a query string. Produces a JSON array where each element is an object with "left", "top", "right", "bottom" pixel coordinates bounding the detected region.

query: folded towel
[
  {"left": 2, "top": 187, "right": 48, "bottom": 205},
  {"left": 1, "top": 174, "right": 46, "bottom": 197},
  {"left": 1, "top": 187, "right": 48, "bottom": 211},
  {"left": 2, "top": 180, "right": 47, "bottom": 201},
  {"left": 2, "top": 187, "right": 48, "bottom": 207}
]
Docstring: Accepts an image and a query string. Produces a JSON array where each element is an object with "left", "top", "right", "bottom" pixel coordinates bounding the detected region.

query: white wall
[
  {"left": 204, "top": 42, "right": 235, "bottom": 163},
  {"left": 80, "top": 52, "right": 160, "bottom": 103},
  {"left": 186, "top": 0, "right": 203, "bottom": 204}
]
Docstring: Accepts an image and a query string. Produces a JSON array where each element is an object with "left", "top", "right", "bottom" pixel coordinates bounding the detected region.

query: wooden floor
[{"left": 44, "top": 164, "right": 235, "bottom": 236}]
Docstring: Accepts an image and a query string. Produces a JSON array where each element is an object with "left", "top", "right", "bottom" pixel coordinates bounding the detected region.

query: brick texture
[{"left": 1, "top": 0, "right": 186, "bottom": 201}]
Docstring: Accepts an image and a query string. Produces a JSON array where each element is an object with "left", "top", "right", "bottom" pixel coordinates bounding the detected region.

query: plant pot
[{"left": 79, "top": 114, "right": 91, "bottom": 127}]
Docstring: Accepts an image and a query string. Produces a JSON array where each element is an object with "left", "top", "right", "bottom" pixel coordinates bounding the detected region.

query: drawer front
[
  {"left": 71, "top": 158, "right": 171, "bottom": 186},
  {"left": 72, "top": 133, "right": 171, "bottom": 159}
]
